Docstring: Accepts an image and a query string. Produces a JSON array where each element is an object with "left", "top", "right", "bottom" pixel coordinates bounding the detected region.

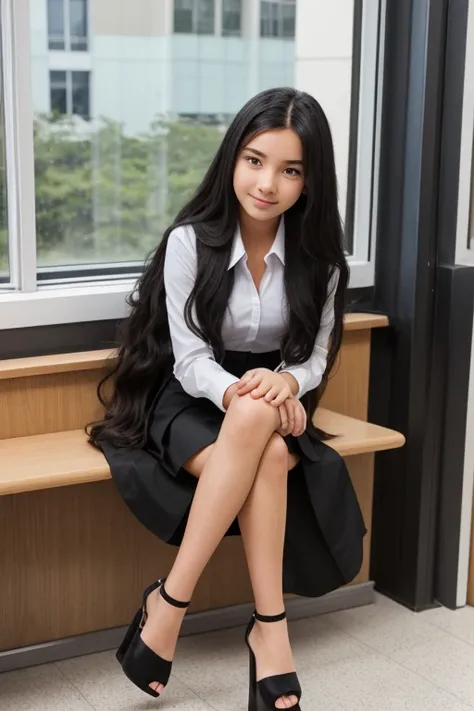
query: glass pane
[
  {"left": 174, "top": 0, "right": 193, "bottom": 33},
  {"left": 72, "top": 71, "right": 90, "bottom": 119},
  {"left": 223, "top": 0, "right": 241, "bottom": 37},
  {"left": 0, "top": 29, "right": 9, "bottom": 284},
  {"left": 196, "top": 0, "right": 214, "bottom": 34},
  {"left": 48, "top": 0, "right": 65, "bottom": 49},
  {"left": 30, "top": 0, "right": 361, "bottom": 270},
  {"left": 281, "top": 3, "right": 296, "bottom": 39},
  {"left": 261, "top": 1, "right": 279, "bottom": 38},
  {"left": 50, "top": 71, "right": 67, "bottom": 115},
  {"left": 70, "top": 0, "right": 88, "bottom": 51}
]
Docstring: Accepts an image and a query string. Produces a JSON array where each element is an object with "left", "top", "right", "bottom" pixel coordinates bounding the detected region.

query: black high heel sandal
[
  {"left": 245, "top": 610, "right": 302, "bottom": 711},
  {"left": 117, "top": 577, "right": 190, "bottom": 698}
]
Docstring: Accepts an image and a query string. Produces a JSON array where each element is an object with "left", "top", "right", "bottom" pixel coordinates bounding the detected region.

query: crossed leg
[{"left": 140, "top": 393, "right": 300, "bottom": 708}]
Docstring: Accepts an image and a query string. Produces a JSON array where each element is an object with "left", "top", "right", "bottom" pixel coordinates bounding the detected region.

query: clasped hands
[{"left": 223, "top": 368, "right": 307, "bottom": 437}]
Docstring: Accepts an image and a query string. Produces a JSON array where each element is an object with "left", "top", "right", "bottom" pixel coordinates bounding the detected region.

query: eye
[
  {"left": 285, "top": 167, "right": 302, "bottom": 177},
  {"left": 245, "top": 156, "right": 261, "bottom": 167}
]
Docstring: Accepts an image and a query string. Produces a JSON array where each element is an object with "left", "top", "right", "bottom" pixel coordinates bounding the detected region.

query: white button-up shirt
[{"left": 164, "top": 219, "right": 338, "bottom": 412}]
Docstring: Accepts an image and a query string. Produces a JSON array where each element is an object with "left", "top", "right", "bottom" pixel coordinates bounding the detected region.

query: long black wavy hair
[{"left": 87, "top": 87, "right": 349, "bottom": 449}]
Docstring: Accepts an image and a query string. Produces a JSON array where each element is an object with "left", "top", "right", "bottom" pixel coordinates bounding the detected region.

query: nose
[{"left": 257, "top": 170, "right": 277, "bottom": 195}]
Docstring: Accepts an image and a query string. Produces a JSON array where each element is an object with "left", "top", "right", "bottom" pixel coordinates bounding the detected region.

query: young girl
[{"left": 88, "top": 87, "right": 366, "bottom": 711}]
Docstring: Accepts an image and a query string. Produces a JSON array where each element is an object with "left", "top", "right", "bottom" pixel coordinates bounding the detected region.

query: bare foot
[
  {"left": 139, "top": 587, "right": 187, "bottom": 695},
  {"left": 248, "top": 618, "right": 299, "bottom": 709}
]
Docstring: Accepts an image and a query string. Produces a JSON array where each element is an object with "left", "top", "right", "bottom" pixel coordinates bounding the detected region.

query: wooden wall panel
[
  {"left": 0, "top": 453, "right": 373, "bottom": 652},
  {"left": 0, "top": 330, "right": 372, "bottom": 441},
  {"left": 0, "top": 371, "right": 105, "bottom": 440},
  {"left": 320, "top": 331, "right": 371, "bottom": 420}
]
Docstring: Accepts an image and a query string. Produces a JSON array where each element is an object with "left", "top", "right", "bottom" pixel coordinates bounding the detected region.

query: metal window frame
[
  {"left": 0, "top": 0, "right": 380, "bottom": 329},
  {"left": 455, "top": 0, "right": 474, "bottom": 266}
]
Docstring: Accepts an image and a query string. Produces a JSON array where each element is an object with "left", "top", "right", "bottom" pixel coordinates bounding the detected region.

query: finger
[
  {"left": 293, "top": 405, "right": 304, "bottom": 437},
  {"left": 264, "top": 386, "right": 280, "bottom": 402},
  {"left": 279, "top": 404, "right": 288, "bottom": 432},
  {"left": 237, "top": 373, "right": 262, "bottom": 395},
  {"left": 250, "top": 381, "right": 273, "bottom": 399},
  {"left": 286, "top": 401, "right": 295, "bottom": 434},
  {"left": 271, "top": 387, "right": 292, "bottom": 407},
  {"left": 295, "top": 405, "right": 307, "bottom": 437}
]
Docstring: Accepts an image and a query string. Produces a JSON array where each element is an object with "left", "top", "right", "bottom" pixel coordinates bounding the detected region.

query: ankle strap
[
  {"left": 254, "top": 610, "right": 286, "bottom": 623},
  {"left": 159, "top": 579, "right": 190, "bottom": 609}
]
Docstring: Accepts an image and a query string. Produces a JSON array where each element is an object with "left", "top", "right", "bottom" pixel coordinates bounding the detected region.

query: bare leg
[
  {"left": 141, "top": 393, "right": 280, "bottom": 693},
  {"left": 238, "top": 436, "right": 300, "bottom": 710},
  {"left": 184, "top": 434, "right": 300, "bottom": 709}
]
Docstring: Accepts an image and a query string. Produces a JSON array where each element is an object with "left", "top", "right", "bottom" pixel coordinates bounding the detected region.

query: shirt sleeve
[
  {"left": 276, "top": 268, "right": 340, "bottom": 398},
  {"left": 164, "top": 226, "right": 239, "bottom": 411}
]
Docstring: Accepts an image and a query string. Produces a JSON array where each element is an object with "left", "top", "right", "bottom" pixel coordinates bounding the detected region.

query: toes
[
  {"left": 275, "top": 695, "right": 298, "bottom": 709},
  {"left": 149, "top": 682, "right": 165, "bottom": 694}
]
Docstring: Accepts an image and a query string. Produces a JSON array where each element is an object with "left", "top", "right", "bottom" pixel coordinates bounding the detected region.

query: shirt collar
[{"left": 227, "top": 217, "right": 286, "bottom": 271}]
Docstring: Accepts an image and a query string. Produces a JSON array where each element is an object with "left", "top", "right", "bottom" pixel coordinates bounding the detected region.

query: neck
[{"left": 239, "top": 209, "right": 280, "bottom": 249}]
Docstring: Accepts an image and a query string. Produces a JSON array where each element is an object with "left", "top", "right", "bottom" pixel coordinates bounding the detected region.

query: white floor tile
[
  {"left": 298, "top": 651, "right": 474, "bottom": 711},
  {"left": 0, "top": 663, "right": 93, "bottom": 711},
  {"left": 422, "top": 605, "right": 474, "bottom": 647},
  {"left": 323, "top": 594, "right": 450, "bottom": 655},
  {"left": 56, "top": 650, "right": 215, "bottom": 711},
  {"left": 391, "top": 633, "right": 474, "bottom": 706}
]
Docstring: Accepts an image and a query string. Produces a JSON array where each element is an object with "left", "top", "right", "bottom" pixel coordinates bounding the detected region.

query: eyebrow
[{"left": 245, "top": 147, "right": 304, "bottom": 165}]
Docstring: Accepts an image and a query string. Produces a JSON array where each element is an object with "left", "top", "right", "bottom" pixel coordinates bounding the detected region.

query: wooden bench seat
[{"left": 0, "top": 408, "right": 405, "bottom": 496}]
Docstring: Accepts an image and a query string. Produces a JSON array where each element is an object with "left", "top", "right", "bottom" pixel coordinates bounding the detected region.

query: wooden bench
[
  {"left": 0, "top": 313, "right": 405, "bottom": 668},
  {"left": 0, "top": 409, "right": 404, "bottom": 495}
]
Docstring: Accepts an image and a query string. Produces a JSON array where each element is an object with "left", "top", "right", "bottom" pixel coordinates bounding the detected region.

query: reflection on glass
[{"left": 0, "top": 27, "right": 8, "bottom": 282}]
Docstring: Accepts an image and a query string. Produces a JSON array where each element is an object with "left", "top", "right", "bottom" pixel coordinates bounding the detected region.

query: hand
[
  {"left": 277, "top": 397, "right": 307, "bottom": 437},
  {"left": 222, "top": 382, "right": 241, "bottom": 411},
  {"left": 236, "top": 368, "right": 292, "bottom": 406}
]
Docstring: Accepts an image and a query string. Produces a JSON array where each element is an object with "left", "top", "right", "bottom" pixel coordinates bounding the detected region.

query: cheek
[
  {"left": 233, "top": 164, "right": 250, "bottom": 194},
  {"left": 280, "top": 181, "right": 304, "bottom": 206}
]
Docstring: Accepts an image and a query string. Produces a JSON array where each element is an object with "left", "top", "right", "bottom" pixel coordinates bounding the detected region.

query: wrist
[
  {"left": 222, "top": 382, "right": 240, "bottom": 410},
  {"left": 279, "top": 372, "right": 299, "bottom": 397}
]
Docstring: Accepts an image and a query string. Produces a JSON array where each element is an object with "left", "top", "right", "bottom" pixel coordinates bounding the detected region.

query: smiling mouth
[{"left": 249, "top": 195, "right": 278, "bottom": 205}]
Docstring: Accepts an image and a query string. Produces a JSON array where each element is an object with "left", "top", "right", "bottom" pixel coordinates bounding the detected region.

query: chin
[{"left": 241, "top": 203, "right": 282, "bottom": 222}]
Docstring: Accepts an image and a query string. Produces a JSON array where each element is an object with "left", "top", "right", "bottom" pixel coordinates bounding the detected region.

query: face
[{"left": 233, "top": 128, "right": 305, "bottom": 222}]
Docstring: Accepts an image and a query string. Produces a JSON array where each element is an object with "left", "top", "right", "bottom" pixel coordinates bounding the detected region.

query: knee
[
  {"left": 258, "top": 433, "right": 289, "bottom": 481},
  {"left": 226, "top": 392, "right": 280, "bottom": 435}
]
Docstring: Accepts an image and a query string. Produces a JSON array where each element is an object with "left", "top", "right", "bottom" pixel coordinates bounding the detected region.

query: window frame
[
  {"left": 49, "top": 68, "right": 91, "bottom": 119},
  {"left": 0, "top": 0, "right": 382, "bottom": 329},
  {"left": 455, "top": 0, "right": 474, "bottom": 266}
]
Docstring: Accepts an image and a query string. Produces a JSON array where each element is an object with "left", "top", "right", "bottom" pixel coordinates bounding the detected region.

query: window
[
  {"left": 174, "top": 0, "right": 215, "bottom": 35},
  {"left": 50, "top": 70, "right": 90, "bottom": 120},
  {"left": 261, "top": 0, "right": 296, "bottom": 39},
  {"left": 222, "top": 0, "right": 241, "bottom": 37},
  {"left": 48, "top": 0, "right": 88, "bottom": 51},
  {"left": 0, "top": 0, "right": 381, "bottom": 328}
]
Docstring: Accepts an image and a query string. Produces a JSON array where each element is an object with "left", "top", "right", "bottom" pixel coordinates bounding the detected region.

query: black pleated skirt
[{"left": 101, "top": 350, "right": 367, "bottom": 598}]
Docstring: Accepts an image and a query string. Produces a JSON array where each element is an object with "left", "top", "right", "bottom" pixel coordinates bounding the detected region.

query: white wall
[{"left": 295, "top": 0, "right": 354, "bottom": 217}]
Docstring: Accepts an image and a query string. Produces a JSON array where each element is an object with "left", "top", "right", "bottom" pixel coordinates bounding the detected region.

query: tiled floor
[{"left": 3, "top": 593, "right": 474, "bottom": 710}]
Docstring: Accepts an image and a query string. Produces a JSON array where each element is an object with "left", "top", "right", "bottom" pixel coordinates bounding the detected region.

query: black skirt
[{"left": 101, "top": 350, "right": 367, "bottom": 598}]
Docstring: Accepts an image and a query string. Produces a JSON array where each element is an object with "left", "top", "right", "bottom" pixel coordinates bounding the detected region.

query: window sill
[{"left": 0, "top": 261, "right": 374, "bottom": 330}]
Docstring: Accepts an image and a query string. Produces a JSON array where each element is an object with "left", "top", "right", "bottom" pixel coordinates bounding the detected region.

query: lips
[{"left": 249, "top": 195, "right": 278, "bottom": 206}]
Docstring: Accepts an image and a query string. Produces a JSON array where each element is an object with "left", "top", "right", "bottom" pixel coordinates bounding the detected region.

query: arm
[
  {"left": 276, "top": 269, "right": 340, "bottom": 398},
  {"left": 164, "top": 226, "right": 239, "bottom": 411}
]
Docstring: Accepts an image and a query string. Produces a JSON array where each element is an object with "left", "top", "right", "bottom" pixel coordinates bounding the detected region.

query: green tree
[{"left": 31, "top": 114, "right": 224, "bottom": 267}]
